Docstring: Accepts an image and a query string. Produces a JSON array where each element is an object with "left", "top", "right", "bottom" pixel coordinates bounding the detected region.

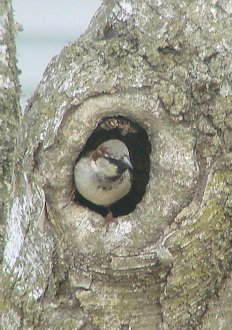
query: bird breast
[{"left": 74, "top": 158, "right": 132, "bottom": 206}]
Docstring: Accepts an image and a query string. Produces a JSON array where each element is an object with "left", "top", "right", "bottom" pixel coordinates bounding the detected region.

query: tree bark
[
  {"left": 0, "top": 0, "right": 21, "bottom": 263},
  {"left": 1, "top": 0, "right": 232, "bottom": 329}
]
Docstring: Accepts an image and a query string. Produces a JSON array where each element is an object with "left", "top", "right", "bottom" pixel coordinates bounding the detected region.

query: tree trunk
[
  {"left": 1, "top": 0, "right": 232, "bottom": 329},
  {"left": 0, "top": 0, "right": 21, "bottom": 263}
]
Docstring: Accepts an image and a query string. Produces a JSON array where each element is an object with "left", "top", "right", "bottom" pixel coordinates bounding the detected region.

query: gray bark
[
  {"left": 1, "top": 0, "right": 232, "bottom": 329},
  {"left": 0, "top": 0, "right": 21, "bottom": 262}
]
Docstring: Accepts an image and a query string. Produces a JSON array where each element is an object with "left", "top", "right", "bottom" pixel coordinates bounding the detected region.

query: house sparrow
[{"left": 74, "top": 139, "right": 133, "bottom": 208}]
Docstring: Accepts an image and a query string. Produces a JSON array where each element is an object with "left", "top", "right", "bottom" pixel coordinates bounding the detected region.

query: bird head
[{"left": 91, "top": 139, "right": 133, "bottom": 178}]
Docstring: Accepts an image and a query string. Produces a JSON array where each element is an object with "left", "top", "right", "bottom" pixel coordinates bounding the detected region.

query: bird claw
[{"left": 104, "top": 211, "right": 117, "bottom": 230}]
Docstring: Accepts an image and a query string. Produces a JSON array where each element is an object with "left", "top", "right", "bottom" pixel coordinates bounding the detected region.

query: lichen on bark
[{"left": 0, "top": 0, "right": 21, "bottom": 262}]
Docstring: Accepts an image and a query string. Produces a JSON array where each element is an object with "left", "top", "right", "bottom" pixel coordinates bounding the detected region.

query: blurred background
[{"left": 13, "top": 0, "right": 102, "bottom": 109}]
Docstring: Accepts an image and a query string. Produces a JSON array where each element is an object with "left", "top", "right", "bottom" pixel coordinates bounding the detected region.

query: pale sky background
[{"left": 13, "top": 0, "right": 102, "bottom": 108}]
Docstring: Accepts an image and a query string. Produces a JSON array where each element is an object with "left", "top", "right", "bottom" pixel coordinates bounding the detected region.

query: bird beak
[{"left": 123, "top": 157, "right": 133, "bottom": 170}]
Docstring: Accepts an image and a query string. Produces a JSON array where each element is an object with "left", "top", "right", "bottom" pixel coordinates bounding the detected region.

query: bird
[{"left": 74, "top": 139, "right": 133, "bottom": 213}]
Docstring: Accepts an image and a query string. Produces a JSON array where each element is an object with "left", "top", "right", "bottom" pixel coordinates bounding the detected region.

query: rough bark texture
[
  {"left": 0, "top": 0, "right": 21, "bottom": 262},
  {"left": 1, "top": 0, "right": 232, "bottom": 329}
]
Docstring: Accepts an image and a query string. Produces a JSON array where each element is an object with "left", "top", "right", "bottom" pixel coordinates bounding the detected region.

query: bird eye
[{"left": 104, "top": 156, "right": 116, "bottom": 163}]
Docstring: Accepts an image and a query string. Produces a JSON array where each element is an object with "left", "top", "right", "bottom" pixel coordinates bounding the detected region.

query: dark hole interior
[{"left": 74, "top": 115, "right": 151, "bottom": 217}]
